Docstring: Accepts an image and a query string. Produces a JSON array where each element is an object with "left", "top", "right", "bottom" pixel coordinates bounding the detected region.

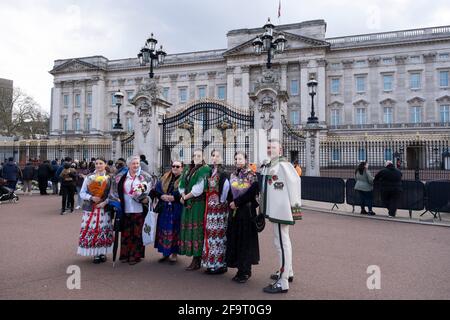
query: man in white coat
[{"left": 260, "top": 139, "right": 302, "bottom": 294}]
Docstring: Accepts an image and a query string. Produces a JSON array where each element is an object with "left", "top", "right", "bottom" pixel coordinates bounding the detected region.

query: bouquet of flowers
[
  {"left": 130, "top": 181, "right": 149, "bottom": 203},
  {"left": 88, "top": 175, "right": 109, "bottom": 198}
]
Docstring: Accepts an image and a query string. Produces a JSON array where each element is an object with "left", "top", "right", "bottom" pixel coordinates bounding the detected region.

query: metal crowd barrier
[
  {"left": 423, "top": 180, "right": 450, "bottom": 220},
  {"left": 346, "top": 179, "right": 426, "bottom": 218},
  {"left": 301, "top": 176, "right": 345, "bottom": 210}
]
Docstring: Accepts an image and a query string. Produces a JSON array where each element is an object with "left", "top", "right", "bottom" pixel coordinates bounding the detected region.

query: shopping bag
[{"left": 142, "top": 210, "right": 157, "bottom": 246}]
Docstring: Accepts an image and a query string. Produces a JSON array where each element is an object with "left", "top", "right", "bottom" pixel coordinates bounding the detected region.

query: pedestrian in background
[
  {"left": 374, "top": 160, "right": 403, "bottom": 218},
  {"left": 1, "top": 157, "right": 21, "bottom": 191},
  {"left": 75, "top": 161, "right": 90, "bottom": 210},
  {"left": 293, "top": 160, "right": 302, "bottom": 177},
  {"left": 37, "top": 160, "right": 52, "bottom": 195},
  {"left": 354, "top": 161, "right": 375, "bottom": 216},
  {"left": 22, "top": 162, "right": 36, "bottom": 195},
  {"left": 60, "top": 162, "right": 77, "bottom": 214}
]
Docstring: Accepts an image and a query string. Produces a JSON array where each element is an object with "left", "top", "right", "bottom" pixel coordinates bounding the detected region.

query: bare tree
[{"left": 0, "top": 87, "right": 49, "bottom": 138}]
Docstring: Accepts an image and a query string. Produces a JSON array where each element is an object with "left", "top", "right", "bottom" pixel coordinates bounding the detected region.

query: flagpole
[{"left": 278, "top": 0, "right": 281, "bottom": 25}]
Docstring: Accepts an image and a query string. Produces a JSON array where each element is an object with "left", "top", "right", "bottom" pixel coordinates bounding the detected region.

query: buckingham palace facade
[{"left": 47, "top": 20, "right": 450, "bottom": 170}]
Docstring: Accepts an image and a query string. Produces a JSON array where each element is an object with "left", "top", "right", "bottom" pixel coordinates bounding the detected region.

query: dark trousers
[
  {"left": 381, "top": 190, "right": 401, "bottom": 217},
  {"left": 38, "top": 177, "right": 48, "bottom": 195},
  {"left": 357, "top": 190, "right": 373, "bottom": 212},
  {"left": 61, "top": 184, "right": 75, "bottom": 211},
  {"left": 6, "top": 180, "right": 17, "bottom": 191}
]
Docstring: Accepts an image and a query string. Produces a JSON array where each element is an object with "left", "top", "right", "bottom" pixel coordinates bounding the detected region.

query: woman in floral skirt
[{"left": 77, "top": 157, "right": 114, "bottom": 264}]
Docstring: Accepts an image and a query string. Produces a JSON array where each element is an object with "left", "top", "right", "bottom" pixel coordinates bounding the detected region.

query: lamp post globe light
[
  {"left": 307, "top": 78, "right": 319, "bottom": 124},
  {"left": 137, "top": 33, "right": 167, "bottom": 79},
  {"left": 113, "top": 89, "right": 124, "bottom": 130},
  {"left": 252, "top": 18, "right": 287, "bottom": 69}
]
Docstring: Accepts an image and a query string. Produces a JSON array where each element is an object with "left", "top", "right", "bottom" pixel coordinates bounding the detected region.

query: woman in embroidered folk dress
[
  {"left": 179, "top": 149, "right": 211, "bottom": 271},
  {"left": 109, "top": 155, "right": 152, "bottom": 265},
  {"left": 226, "top": 151, "right": 260, "bottom": 283},
  {"left": 77, "top": 158, "right": 114, "bottom": 264},
  {"left": 154, "top": 160, "right": 183, "bottom": 264},
  {"left": 201, "top": 150, "right": 230, "bottom": 275}
]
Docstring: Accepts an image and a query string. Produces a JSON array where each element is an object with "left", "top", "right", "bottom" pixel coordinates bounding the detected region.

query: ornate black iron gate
[
  {"left": 161, "top": 100, "right": 254, "bottom": 173},
  {"left": 282, "top": 115, "right": 306, "bottom": 165},
  {"left": 121, "top": 132, "right": 135, "bottom": 159}
]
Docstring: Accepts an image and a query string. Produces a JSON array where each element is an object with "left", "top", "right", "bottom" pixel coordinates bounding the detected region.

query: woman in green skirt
[{"left": 179, "top": 149, "right": 211, "bottom": 270}]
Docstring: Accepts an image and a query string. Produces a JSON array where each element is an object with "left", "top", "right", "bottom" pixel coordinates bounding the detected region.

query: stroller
[{"left": 0, "top": 179, "right": 19, "bottom": 203}]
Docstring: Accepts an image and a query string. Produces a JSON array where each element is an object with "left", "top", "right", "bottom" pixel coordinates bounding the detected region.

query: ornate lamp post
[
  {"left": 307, "top": 78, "right": 319, "bottom": 124},
  {"left": 252, "top": 18, "right": 287, "bottom": 69},
  {"left": 113, "top": 90, "right": 124, "bottom": 130},
  {"left": 137, "top": 33, "right": 167, "bottom": 78}
]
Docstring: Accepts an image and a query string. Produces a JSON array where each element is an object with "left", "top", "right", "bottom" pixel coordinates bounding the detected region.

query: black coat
[
  {"left": 38, "top": 163, "right": 53, "bottom": 179},
  {"left": 374, "top": 165, "right": 402, "bottom": 192},
  {"left": 22, "top": 165, "right": 36, "bottom": 181}
]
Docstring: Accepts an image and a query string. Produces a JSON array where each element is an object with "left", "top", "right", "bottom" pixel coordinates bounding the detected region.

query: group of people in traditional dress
[{"left": 76, "top": 139, "right": 302, "bottom": 294}]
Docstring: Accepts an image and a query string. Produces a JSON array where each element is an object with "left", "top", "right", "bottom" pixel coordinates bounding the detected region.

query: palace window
[
  {"left": 217, "top": 85, "right": 226, "bottom": 100},
  {"left": 85, "top": 117, "right": 91, "bottom": 131},
  {"left": 75, "top": 94, "right": 81, "bottom": 108},
  {"left": 162, "top": 87, "right": 170, "bottom": 101},
  {"left": 198, "top": 86, "right": 206, "bottom": 99},
  {"left": 290, "top": 110, "right": 300, "bottom": 125},
  {"left": 127, "top": 117, "right": 133, "bottom": 132},
  {"left": 290, "top": 80, "right": 299, "bottom": 96},
  {"left": 331, "top": 109, "right": 341, "bottom": 126},
  {"left": 74, "top": 118, "right": 80, "bottom": 131},
  {"left": 439, "top": 71, "right": 449, "bottom": 87},
  {"left": 126, "top": 91, "right": 134, "bottom": 102},
  {"left": 355, "top": 76, "right": 366, "bottom": 93},
  {"left": 332, "top": 148, "right": 341, "bottom": 161},
  {"left": 179, "top": 87, "right": 187, "bottom": 103},
  {"left": 63, "top": 94, "right": 69, "bottom": 107},
  {"left": 87, "top": 92, "right": 92, "bottom": 108},
  {"left": 358, "top": 148, "right": 366, "bottom": 161},
  {"left": 410, "top": 106, "right": 422, "bottom": 123},
  {"left": 410, "top": 73, "right": 421, "bottom": 89},
  {"left": 383, "top": 75, "right": 393, "bottom": 91},
  {"left": 440, "top": 105, "right": 450, "bottom": 123},
  {"left": 355, "top": 108, "right": 367, "bottom": 125},
  {"left": 331, "top": 78, "right": 340, "bottom": 94},
  {"left": 384, "top": 148, "right": 393, "bottom": 161},
  {"left": 384, "top": 107, "right": 393, "bottom": 124}
]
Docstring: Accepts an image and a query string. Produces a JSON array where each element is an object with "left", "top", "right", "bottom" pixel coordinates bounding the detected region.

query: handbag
[
  {"left": 142, "top": 209, "right": 157, "bottom": 246},
  {"left": 254, "top": 212, "right": 266, "bottom": 233}
]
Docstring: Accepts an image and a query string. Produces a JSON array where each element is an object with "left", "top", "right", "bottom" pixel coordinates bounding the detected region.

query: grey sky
[{"left": 1, "top": 0, "right": 449, "bottom": 113}]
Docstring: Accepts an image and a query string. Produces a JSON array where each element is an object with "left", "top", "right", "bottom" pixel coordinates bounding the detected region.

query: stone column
[
  {"left": 316, "top": 58, "right": 327, "bottom": 123},
  {"left": 305, "top": 124, "right": 322, "bottom": 176},
  {"left": 207, "top": 71, "right": 216, "bottom": 98},
  {"left": 51, "top": 81, "right": 62, "bottom": 134},
  {"left": 300, "top": 60, "right": 310, "bottom": 124},
  {"left": 111, "top": 130, "right": 123, "bottom": 161},
  {"left": 226, "top": 66, "right": 235, "bottom": 103},
  {"left": 280, "top": 63, "right": 288, "bottom": 91},
  {"left": 132, "top": 80, "right": 172, "bottom": 174},
  {"left": 249, "top": 70, "right": 287, "bottom": 165},
  {"left": 91, "top": 76, "right": 105, "bottom": 134},
  {"left": 241, "top": 65, "right": 250, "bottom": 109},
  {"left": 342, "top": 59, "right": 354, "bottom": 124},
  {"left": 368, "top": 56, "right": 380, "bottom": 123},
  {"left": 188, "top": 73, "right": 197, "bottom": 101},
  {"left": 423, "top": 52, "right": 437, "bottom": 122},
  {"left": 79, "top": 80, "right": 86, "bottom": 133},
  {"left": 394, "top": 56, "right": 407, "bottom": 124},
  {"left": 169, "top": 74, "right": 178, "bottom": 109}
]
